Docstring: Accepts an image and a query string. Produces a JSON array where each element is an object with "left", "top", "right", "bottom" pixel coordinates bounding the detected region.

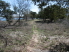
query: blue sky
[
  {"left": 0, "top": 0, "right": 39, "bottom": 21},
  {"left": 2, "top": 0, "right": 39, "bottom": 13},
  {"left": 2, "top": 0, "right": 57, "bottom": 13}
]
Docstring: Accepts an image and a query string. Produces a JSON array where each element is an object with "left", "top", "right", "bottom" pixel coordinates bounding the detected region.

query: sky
[
  {"left": 0, "top": 0, "right": 39, "bottom": 21},
  {"left": 2, "top": 0, "right": 39, "bottom": 13},
  {"left": 2, "top": 0, "right": 58, "bottom": 14}
]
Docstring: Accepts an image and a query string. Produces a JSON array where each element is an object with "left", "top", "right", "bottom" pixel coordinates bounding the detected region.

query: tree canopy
[
  {"left": 0, "top": 0, "right": 15, "bottom": 25},
  {"left": 32, "top": 0, "right": 67, "bottom": 22},
  {"left": 30, "top": 11, "right": 37, "bottom": 19},
  {"left": 37, "top": 5, "right": 66, "bottom": 22},
  {"left": 0, "top": 0, "right": 10, "bottom": 16},
  {"left": 13, "top": 0, "right": 30, "bottom": 25},
  {"left": 32, "top": 0, "right": 69, "bottom": 10}
]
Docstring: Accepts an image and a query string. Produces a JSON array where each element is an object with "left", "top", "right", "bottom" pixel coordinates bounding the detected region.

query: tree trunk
[
  {"left": 25, "top": 16, "right": 27, "bottom": 21},
  {"left": 18, "top": 16, "right": 21, "bottom": 25}
]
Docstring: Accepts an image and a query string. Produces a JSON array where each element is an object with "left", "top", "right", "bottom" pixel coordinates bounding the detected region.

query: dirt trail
[
  {"left": 26, "top": 21, "right": 49, "bottom": 52},
  {"left": 27, "top": 21, "right": 40, "bottom": 52}
]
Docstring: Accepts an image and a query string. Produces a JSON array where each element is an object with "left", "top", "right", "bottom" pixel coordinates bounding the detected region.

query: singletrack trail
[{"left": 26, "top": 20, "right": 49, "bottom": 52}]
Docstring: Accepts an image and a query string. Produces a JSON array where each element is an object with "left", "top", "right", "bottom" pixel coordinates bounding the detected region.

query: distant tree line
[
  {"left": 0, "top": 0, "right": 68, "bottom": 25},
  {"left": 30, "top": 11, "right": 37, "bottom": 20},
  {"left": 32, "top": 0, "right": 68, "bottom": 22},
  {"left": 36, "top": 5, "right": 66, "bottom": 22}
]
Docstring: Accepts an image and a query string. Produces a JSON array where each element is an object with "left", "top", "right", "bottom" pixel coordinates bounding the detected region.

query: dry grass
[
  {"left": 35, "top": 20, "right": 69, "bottom": 51},
  {"left": 0, "top": 19, "right": 69, "bottom": 52},
  {"left": 0, "top": 21, "right": 33, "bottom": 52}
]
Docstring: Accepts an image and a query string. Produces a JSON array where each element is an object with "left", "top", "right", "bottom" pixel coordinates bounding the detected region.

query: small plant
[
  {"left": 44, "top": 37, "right": 49, "bottom": 41},
  {"left": 64, "top": 30, "right": 66, "bottom": 32},
  {"left": 56, "top": 28, "right": 59, "bottom": 30}
]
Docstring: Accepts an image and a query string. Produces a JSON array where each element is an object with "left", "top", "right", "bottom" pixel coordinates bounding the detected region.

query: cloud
[{"left": 30, "top": 3, "right": 39, "bottom": 13}]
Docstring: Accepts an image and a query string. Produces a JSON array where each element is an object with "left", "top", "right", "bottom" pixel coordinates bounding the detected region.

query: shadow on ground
[
  {"left": 35, "top": 21, "right": 53, "bottom": 23},
  {"left": 49, "top": 43, "right": 69, "bottom": 52}
]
